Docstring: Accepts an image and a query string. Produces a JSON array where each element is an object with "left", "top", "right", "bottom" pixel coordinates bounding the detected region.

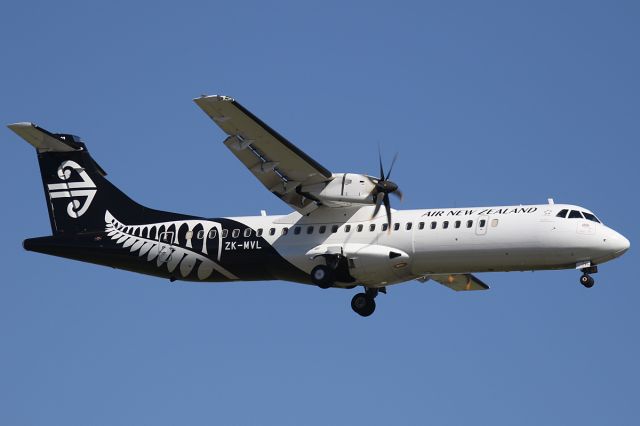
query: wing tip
[
  {"left": 7, "top": 121, "right": 36, "bottom": 131},
  {"left": 193, "top": 94, "right": 235, "bottom": 104}
]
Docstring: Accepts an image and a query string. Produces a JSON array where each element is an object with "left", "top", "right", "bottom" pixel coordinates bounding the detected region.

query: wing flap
[{"left": 427, "top": 273, "right": 490, "bottom": 291}]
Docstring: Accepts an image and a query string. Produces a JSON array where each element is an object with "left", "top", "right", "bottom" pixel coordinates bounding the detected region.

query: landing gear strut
[
  {"left": 579, "top": 265, "right": 597, "bottom": 288},
  {"left": 351, "top": 288, "right": 379, "bottom": 317}
]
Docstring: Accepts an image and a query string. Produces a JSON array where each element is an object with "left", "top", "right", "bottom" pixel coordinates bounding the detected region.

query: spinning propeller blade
[{"left": 370, "top": 150, "right": 403, "bottom": 230}]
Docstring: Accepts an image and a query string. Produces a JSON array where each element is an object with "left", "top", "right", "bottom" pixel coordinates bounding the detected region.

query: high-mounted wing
[
  {"left": 194, "top": 95, "right": 332, "bottom": 213},
  {"left": 426, "top": 273, "right": 490, "bottom": 291}
]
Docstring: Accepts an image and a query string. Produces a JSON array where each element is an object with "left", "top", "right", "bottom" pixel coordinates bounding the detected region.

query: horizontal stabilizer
[{"left": 7, "top": 122, "right": 83, "bottom": 153}]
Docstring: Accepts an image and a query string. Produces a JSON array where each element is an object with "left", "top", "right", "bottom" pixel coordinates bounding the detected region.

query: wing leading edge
[{"left": 194, "top": 95, "right": 332, "bottom": 213}]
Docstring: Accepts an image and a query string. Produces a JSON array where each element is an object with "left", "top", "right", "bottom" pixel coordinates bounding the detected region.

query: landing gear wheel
[
  {"left": 311, "top": 265, "right": 334, "bottom": 289},
  {"left": 351, "top": 293, "right": 376, "bottom": 317},
  {"left": 580, "top": 274, "right": 595, "bottom": 288}
]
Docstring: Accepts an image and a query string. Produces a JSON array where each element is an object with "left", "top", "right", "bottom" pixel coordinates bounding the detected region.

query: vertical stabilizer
[{"left": 8, "top": 122, "right": 145, "bottom": 235}]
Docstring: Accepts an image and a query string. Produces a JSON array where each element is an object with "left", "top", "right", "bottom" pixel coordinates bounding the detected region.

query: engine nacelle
[
  {"left": 299, "top": 173, "right": 376, "bottom": 207},
  {"left": 306, "top": 243, "right": 413, "bottom": 286},
  {"left": 345, "top": 244, "right": 412, "bottom": 286}
]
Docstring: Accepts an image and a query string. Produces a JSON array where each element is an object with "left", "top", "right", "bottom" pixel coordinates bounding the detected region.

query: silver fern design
[{"left": 104, "top": 211, "right": 238, "bottom": 280}]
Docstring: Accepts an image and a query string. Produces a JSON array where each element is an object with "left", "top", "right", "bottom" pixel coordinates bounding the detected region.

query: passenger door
[{"left": 157, "top": 231, "right": 174, "bottom": 264}]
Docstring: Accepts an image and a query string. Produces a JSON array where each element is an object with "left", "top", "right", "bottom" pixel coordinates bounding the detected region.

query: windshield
[{"left": 557, "top": 209, "right": 601, "bottom": 223}]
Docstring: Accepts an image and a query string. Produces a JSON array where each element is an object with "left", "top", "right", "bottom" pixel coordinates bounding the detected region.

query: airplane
[{"left": 8, "top": 95, "right": 630, "bottom": 317}]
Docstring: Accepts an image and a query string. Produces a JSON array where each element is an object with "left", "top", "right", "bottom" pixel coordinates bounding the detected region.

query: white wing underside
[{"left": 424, "top": 273, "right": 490, "bottom": 291}]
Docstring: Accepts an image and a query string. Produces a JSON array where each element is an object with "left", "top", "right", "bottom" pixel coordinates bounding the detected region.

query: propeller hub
[{"left": 377, "top": 180, "right": 398, "bottom": 193}]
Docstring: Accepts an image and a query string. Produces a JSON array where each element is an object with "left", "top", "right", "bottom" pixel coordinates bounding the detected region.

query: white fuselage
[{"left": 230, "top": 203, "right": 630, "bottom": 287}]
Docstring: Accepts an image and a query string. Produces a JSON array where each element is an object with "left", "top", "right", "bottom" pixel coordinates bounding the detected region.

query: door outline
[{"left": 158, "top": 231, "right": 175, "bottom": 263}]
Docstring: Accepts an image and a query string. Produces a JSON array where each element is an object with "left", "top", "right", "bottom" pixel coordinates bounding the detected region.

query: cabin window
[
  {"left": 209, "top": 229, "right": 217, "bottom": 239},
  {"left": 357, "top": 224, "right": 363, "bottom": 232},
  {"left": 479, "top": 219, "right": 486, "bottom": 227},
  {"left": 418, "top": 222, "right": 425, "bottom": 230},
  {"left": 197, "top": 230, "right": 205, "bottom": 239},
  {"left": 583, "top": 212, "right": 601, "bottom": 223},
  {"left": 331, "top": 225, "right": 339, "bottom": 233},
  {"left": 281, "top": 227, "right": 289, "bottom": 235},
  {"left": 382, "top": 223, "right": 389, "bottom": 232},
  {"left": 443, "top": 221, "right": 449, "bottom": 229},
  {"left": 369, "top": 224, "right": 376, "bottom": 232},
  {"left": 307, "top": 226, "right": 314, "bottom": 234},
  {"left": 568, "top": 210, "right": 584, "bottom": 219},
  {"left": 319, "top": 225, "right": 326, "bottom": 234},
  {"left": 232, "top": 229, "right": 240, "bottom": 238},
  {"left": 294, "top": 226, "right": 301, "bottom": 235},
  {"left": 491, "top": 219, "right": 499, "bottom": 227},
  {"left": 556, "top": 209, "right": 569, "bottom": 218},
  {"left": 393, "top": 223, "right": 400, "bottom": 231},
  {"left": 345, "top": 225, "right": 351, "bottom": 232},
  {"left": 244, "top": 228, "right": 252, "bottom": 237},
  {"left": 406, "top": 222, "right": 412, "bottom": 230},
  {"left": 222, "top": 229, "right": 228, "bottom": 238},
  {"left": 430, "top": 221, "right": 437, "bottom": 230},
  {"left": 256, "top": 229, "right": 263, "bottom": 237},
  {"left": 454, "top": 220, "right": 461, "bottom": 229},
  {"left": 466, "top": 220, "right": 473, "bottom": 228},
  {"left": 269, "top": 228, "right": 275, "bottom": 236}
]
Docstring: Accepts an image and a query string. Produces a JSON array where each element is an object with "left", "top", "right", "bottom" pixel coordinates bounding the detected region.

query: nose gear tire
[{"left": 580, "top": 274, "right": 595, "bottom": 288}]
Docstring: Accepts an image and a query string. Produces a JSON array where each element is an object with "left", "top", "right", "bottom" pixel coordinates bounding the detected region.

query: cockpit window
[
  {"left": 582, "top": 212, "right": 601, "bottom": 223},
  {"left": 556, "top": 209, "right": 568, "bottom": 218},
  {"left": 568, "top": 210, "right": 584, "bottom": 219}
]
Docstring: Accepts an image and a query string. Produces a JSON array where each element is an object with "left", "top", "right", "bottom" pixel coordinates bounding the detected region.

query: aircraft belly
[{"left": 411, "top": 243, "right": 560, "bottom": 274}]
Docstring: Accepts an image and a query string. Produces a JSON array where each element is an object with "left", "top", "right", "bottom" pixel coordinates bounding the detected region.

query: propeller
[{"left": 371, "top": 150, "right": 403, "bottom": 230}]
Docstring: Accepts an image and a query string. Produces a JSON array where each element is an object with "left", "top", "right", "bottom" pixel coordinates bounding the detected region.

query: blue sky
[{"left": 1, "top": 1, "right": 638, "bottom": 424}]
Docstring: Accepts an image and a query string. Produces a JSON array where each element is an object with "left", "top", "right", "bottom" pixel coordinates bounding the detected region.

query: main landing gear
[
  {"left": 310, "top": 265, "right": 334, "bottom": 289},
  {"left": 309, "top": 259, "right": 381, "bottom": 317},
  {"left": 310, "top": 254, "right": 355, "bottom": 289},
  {"left": 351, "top": 288, "right": 381, "bottom": 317},
  {"left": 579, "top": 265, "right": 598, "bottom": 288}
]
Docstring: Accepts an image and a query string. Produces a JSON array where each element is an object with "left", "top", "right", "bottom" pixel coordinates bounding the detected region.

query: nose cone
[
  {"left": 617, "top": 234, "right": 630, "bottom": 254},
  {"left": 610, "top": 230, "right": 630, "bottom": 256}
]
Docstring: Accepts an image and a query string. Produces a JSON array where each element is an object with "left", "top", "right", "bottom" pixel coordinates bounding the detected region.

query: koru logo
[{"left": 47, "top": 160, "right": 97, "bottom": 218}]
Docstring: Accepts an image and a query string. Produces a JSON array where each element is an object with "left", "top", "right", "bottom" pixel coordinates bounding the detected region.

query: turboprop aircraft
[{"left": 9, "top": 95, "right": 630, "bottom": 316}]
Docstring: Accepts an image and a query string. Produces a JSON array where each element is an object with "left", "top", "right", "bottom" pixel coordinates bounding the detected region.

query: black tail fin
[{"left": 9, "top": 122, "right": 146, "bottom": 235}]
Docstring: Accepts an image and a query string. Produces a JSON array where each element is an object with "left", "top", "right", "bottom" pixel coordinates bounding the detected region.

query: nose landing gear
[
  {"left": 579, "top": 265, "right": 598, "bottom": 288},
  {"left": 580, "top": 274, "right": 595, "bottom": 288}
]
